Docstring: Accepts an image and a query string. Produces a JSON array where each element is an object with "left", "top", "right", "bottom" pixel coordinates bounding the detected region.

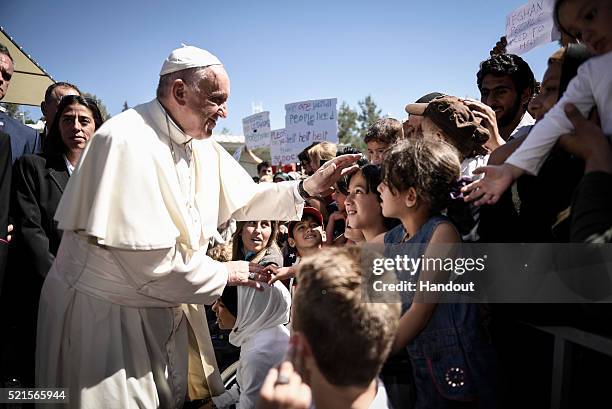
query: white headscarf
[{"left": 229, "top": 282, "right": 291, "bottom": 347}]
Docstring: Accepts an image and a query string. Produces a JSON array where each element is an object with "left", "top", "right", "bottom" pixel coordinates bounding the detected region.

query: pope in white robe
[{"left": 35, "top": 46, "right": 359, "bottom": 409}]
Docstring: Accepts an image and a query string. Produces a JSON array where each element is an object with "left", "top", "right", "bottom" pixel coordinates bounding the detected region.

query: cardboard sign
[
  {"left": 270, "top": 129, "right": 299, "bottom": 165},
  {"left": 283, "top": 98, "right": 338, "bottom": 162},
  {"left": 242, "top": 111, "right": 271, "bottom": 149},
  {"left": 506, "top": 0, "right": 560, "bottom": 55}
]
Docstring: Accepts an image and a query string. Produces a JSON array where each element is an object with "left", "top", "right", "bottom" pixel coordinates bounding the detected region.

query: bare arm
[{"left": 391, "top": 222, "right": 460, "bottom": 354}]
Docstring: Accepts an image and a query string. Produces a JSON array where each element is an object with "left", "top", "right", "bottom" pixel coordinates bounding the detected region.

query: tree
[
  {"left": 122, "top": 101, "right": 130, "bottom": 112},
  {"left": 0, "top": 102, "right": 20, "bottom": 119},
  {"left": 337, "top": 102, "right": 359, "bottom": 145},
  {"left": 357, "top": 95, "right": 382, "bottom": 139},
  {"left": 82, "top": 92, "right": 110, "bottom": 120},
  {"left": 220, "top": 127, "right": 232, "bottom": 135}
]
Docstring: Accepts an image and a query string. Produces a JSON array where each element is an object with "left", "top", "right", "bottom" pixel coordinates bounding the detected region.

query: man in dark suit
[{"left": 0, "top": 43, "right": 40, "bottom": 163}]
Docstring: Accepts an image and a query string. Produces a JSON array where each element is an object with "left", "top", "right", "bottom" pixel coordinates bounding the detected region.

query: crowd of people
[{"left": 0, "top": 0, "right": 611, "bottom": 407}]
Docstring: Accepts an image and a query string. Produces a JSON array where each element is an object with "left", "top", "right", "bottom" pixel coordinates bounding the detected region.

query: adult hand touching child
[{"left": 302, "top": 154, "right": 361, "bottom": 197}]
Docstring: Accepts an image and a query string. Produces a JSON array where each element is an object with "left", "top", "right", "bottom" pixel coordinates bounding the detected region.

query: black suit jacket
[
  {"left": 0, "top": 112, "right": 40, "bottom": 163},
  {"left": 11, "top": 153, "right": 69, "bottom": 279}
]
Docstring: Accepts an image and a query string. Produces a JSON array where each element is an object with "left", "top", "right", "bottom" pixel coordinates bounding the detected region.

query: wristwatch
[{"left": 298, "top": 180, "right": 314, "bottom": 200}]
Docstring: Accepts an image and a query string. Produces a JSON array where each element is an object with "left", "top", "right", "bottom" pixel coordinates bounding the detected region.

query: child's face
[
  {"left": 331, "top": 187, "right": 347, "bottom": 212},
  {"left": 366, "top": 140, "right": 389, "bottom": 166},
  {"left": 345, "top": 172, "right": 383, "bottom": 230},
  {"left": 559, "top": 0, "right": 612, "bottom": 54},
  {"left": 212, "top": 299, "right": 237, "bottom": 330},
  {"left": 377, "top": 181, "right": 408, "bottom": 219},
  {"left": 241, "top": 221, "right": 272, "bottom": 253},
  {"left": 291, "top": 216, "right": 324, "bottom": 251}
]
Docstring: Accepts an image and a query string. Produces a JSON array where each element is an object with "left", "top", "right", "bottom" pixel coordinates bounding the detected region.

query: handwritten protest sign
[
  {"left": 506, "top": 0, "right": 560, "bottom": 55},
  {"left": 282, "top": 98, "right": 337, "bottom": 163},
  {"left": 270, "top": 129, "right": 299, "bottom": 165},
  {"left": 242, "top": 111, "right": 271, "bottom": 149},
  {"left": 232, "top": 145, "right": 243, "bottom": 162}
]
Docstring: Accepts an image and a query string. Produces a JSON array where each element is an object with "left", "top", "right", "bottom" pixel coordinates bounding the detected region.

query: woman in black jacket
[{"left": 4, "top": 95, "right": 103, "bottom": 385}]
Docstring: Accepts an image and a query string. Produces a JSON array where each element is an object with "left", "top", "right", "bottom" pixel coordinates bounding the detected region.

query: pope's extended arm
[{"left": 109, "top": 245, "right": 230, "bottom": 305}]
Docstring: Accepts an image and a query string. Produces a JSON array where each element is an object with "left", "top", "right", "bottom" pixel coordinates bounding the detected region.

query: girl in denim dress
[{"left": 378, "top": 137, "right": 498, "bottom": 409}]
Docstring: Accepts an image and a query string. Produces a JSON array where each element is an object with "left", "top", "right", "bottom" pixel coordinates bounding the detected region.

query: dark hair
[
  {"left": 348, "top": 164, "right": 400, "bottom": 230},
  {"left": 336, "top": 154, "right": 368, "bottom": 196},
  {"left": 553, "top": 0, "right": 574, "bottom": 39},
  {"left": 363, "top": 118, "right": 403, "bottom": 144},
  {"left": 476, "top": 54, "right": 536, "bottom": 100},
  {"left": 257, "top": 161, "right": 271, "bottom": 173},
  {"left": 336, "top": 145, "right": 362, "bottom": 156},
  {"left": 45, "top": 95, "right": 104, "bottom": 155},
  {"left": 381, "top": 137, "right": 461, "bottom": 215},
  {"left": 44, "top": 82, "right": 81, "bottom": 103},
  {"left": 273, "top": 171, "right": 292, "bottom": 182},
  {"left": 297, "top": 142, "right": 321, "bottom": 163},
  {"left": 0, "top": 43, "right": 13, "bottom": 62}
]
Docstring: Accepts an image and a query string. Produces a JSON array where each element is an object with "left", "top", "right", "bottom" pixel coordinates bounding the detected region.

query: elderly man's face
[
  {"left": 182, "top": 65, "right": 230, "bottom": 139},
  {"left": 0, "top": 53, "right": 14, "bottom": 101}
]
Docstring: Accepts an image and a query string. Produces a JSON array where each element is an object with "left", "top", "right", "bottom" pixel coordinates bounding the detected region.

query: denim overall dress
[{"left": 385, "top": 216, "right": 498, "bottom": 409}]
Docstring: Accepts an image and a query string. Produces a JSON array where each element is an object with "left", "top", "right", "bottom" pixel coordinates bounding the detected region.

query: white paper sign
[
  {"left": 242, "top": 111, "right": 271, "bottom": 149},
  {"left": 283, "top": 98, "right": 338, "bottom": 162},
  {"left": 270, "top": 129, "right": 298, "bottom": 165},
  {"left": 233, "top": 145, "right": 243, "bottom": 162},
  {"left": 506, "top": 0, "right": 560, "bottom": 55}
]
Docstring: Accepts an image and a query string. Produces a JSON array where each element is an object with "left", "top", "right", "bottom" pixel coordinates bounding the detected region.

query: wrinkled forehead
[
  {"left": 0, "top": 53, "right": 14, "bottom": 71},
  {"left": 199, "top": 65, "right": 230, "bottom": 91}
]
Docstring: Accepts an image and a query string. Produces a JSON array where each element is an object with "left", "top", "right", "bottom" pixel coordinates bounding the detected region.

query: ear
[
  {"left": 288, "top": 238, "right": 296, "bottom": 248},
  {"left": 293, "top": 331, "right": 313, "bottom": 359},
  {"left": 519, "top": 87, "right": 532, "bottom": 110},
  {"left": 404, "top": 187, "right": 418, "bottom": 208},
  {"left": 171, "top": 79, "right": 187, "bottom": 105},
  {"left": 40, "top": 101, "right": 47, "bottom": 119}
]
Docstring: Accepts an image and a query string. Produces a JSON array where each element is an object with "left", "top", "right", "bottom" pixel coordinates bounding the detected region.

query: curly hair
[
  {"left": 363, "top": 118, "right": 404, "bottom": 144},
  {"left": 476, "top": 54, "right": 536, "bottom": 99},
  {"left": 381, "top": 137, "right": 461, "bottom": 215}
]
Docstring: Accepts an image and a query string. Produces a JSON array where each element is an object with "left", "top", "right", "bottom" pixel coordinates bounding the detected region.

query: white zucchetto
[{"left": 159, "top": 45, "right": 222, "bottom": 76}]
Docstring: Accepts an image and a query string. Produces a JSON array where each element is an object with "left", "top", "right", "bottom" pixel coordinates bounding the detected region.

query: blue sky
[{"left": 4, "top": 0, "right": 559, "bottom": 135}]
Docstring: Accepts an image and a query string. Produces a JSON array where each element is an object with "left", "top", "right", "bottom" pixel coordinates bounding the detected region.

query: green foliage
[
  {"left": 0, "top": 103, "right": 32, "bottom": 123},
  {"left": 0, "top": 102, "right": 20, "bottom": 119},
  {"left": 336, "top": 95, "right": 382, "bottom": 152},
  {"left": 338, "top": 102, "right": 360, "bottom": 148},
  {"left": 82, "top": 92, "right": 110, "bottom": 120},
  {"left": 357, "top": 95, "right": 382, "bottom": 138}
]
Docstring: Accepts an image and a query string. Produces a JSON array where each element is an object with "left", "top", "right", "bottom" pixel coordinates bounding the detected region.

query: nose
[
  {"left": 212, "top": 300, "right": 219, "bottom": 313},
  {"left": 377, "top": 183, "right": 384, "bottom": 195},
  {"left": 218, "top": 103, "right": 228, "bottom": 119}
]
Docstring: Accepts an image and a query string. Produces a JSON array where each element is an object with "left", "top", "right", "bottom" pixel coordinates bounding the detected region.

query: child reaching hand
[{"left": 463, "top": 0, "right": 612, "bottom": 206}]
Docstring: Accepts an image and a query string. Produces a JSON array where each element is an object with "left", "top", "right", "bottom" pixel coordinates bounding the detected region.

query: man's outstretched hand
[
  {"left": 226, "top": 261, "right": 270, "bottom": 290},
  {"left": 302, "top": 154, "right": 361, "bottom": 197},
  {"left": 461, "top": 163, "right": 522, "bottom": 206}
]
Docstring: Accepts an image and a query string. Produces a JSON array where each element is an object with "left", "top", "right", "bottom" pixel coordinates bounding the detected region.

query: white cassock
[{"left": 36, "top": 99, "right": 304, "bottom": 408}]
